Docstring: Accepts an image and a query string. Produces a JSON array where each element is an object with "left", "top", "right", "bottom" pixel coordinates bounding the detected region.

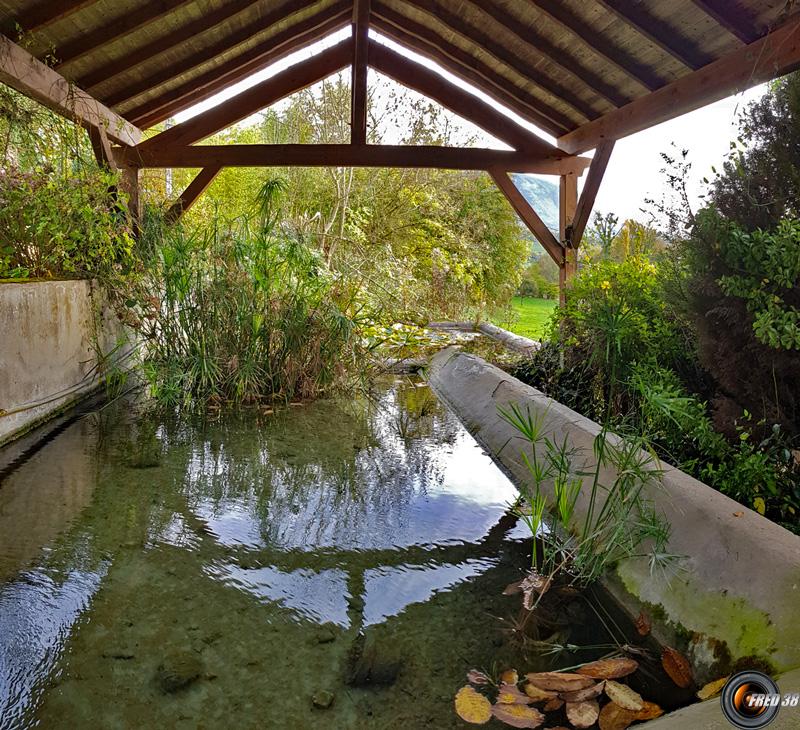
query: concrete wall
[
  {"left": 428, "top": 348, "right": 800, "bottom": 678},
  {"left": 0, "top": 280, "right": 129, "bottom": 445}
]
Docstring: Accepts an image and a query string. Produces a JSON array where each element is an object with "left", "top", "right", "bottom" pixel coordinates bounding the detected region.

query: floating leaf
[
  {"left": 503, "top": 580, "right": 523, "bottom": 596},
  {"left": 455, "top": 685, "right": 492, "bottom": 724},
  {"left": 634, "top": 611, "right": 651, "bottom": 637},
  {"left": 697, "top": 676, "right": 729, "bottom": 701},
  {"left": 543, "top": 697, "right": 564, "bottom": 712},
  {"left": 525, "top": 672, "right": 595, "bottom": 692},
  {"left": 598, "top": 701, "right": 637, "bottom": 730},
  {"left": 491, "top": 703, "right": 544, "bottom": 728},
  {"left": 561, "top": 681, "right": 604, "bottom": 702},
  {"left": 565, "top": 699, "right": 600, "bottom": 728},
  {"left": 500, "top": 669, "right": 520, "bottom": 685},
  {"left": 733, "top": 511, "right": 744, "bottom": 518},
  {"left": 497, "top": 683, "right": 531, "bottom": 705},
  {"left": 523, "top": 683, "right": 558, "bottom": 703},
  {"left": 634, "top": 700, "right": 665, "bottom": 720},
  {"left": 578, "top": 657, "right": 639, "bottom": 679},
  {"left": 604, "top": 680, "right": 644, "bottom": 711},
  {"left": 661, "top": 646, "right": 694, "bottom": 689},
  {"left": 467, "top": 669, "right": 491, "bottom": 686}
]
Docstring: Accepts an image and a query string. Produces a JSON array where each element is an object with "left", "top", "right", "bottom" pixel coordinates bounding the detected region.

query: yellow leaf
[
  {"left": 753, "top": 497, "right": 766, "bottom": 515},
  {"left": 697, "top": 676, "right": 729, "bottom": 701},
  {"left": 604, "top": 680, "right": 644, "bottom": 711},
  {"left": 634, "top": 700, "right": 665, "bottom": 720},
  {"left": 491, "top": 703, "right": 544, "bottom": 728},
  {"left": 455, "top": 686, "right": 492, "bottom": 725},
  {"left": 500, "top": 669, "right": 520, "bottom": 685},
  {"left": 599, "top": 702, "right": 637, "bottom": 730},
  {"left": 523, "top": 683, "right": 558, "bottom": 703}
]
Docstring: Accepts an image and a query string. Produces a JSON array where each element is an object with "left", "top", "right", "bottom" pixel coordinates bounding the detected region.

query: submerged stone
[
  {"left": 312, "top": 690, "right": 335, "bottom": 709},
  {"left": 156, "top": 650, "right": 204, "bottom": 693}
]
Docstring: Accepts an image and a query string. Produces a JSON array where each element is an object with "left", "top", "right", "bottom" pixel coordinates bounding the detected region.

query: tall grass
[{"left": 124, "top": 179, "right": 363, "bottom": 407}]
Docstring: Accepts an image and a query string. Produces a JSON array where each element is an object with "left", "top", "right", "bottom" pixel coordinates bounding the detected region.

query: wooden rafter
[
  {"left": 0, "top": 34, "right": 140, "bottom": 146},
  {"left": 559, "top": 14, "right": 800, "bottom": 154},
  {"left": 595, "top": 0, "right": 713, "bottom": 70},
  {"left": 81, "top": 0, "right": 306, "bottom": 97},
  {"left": 351, "top": 0, "right": 370, "bottom": 145},
  {"left": 119, "top": 144, "right": 591, "bottom": 176},
  {"left": 127, "top": 6, "right": 349, "bottom": 128},
  {"left": 371, "top": 8, "right": 573, "bottom": 134},
  {"left": 527, "top": 0, "right": 665, "bottom": 91},
  {"left": 488, "top": 168, "right": 564, "bottom": 265},
  {"left": 690, "top": 0, "right": 760, "bottom": 44},
  {"left": 135, "top": 40, "right": 352, "bottom": 152},
  {"left": 3, "top": 0, "right": 97, "bottom": 35},
  {"left": 368, "top": 41, "right": 558, "bottom": 154},
  {"left": 166, "top": 166, "right": 223, "bottom": 223},
  {"left": 53, "top": 0, "right": 195, "bottom": 69},
  {"left": 400, "top": 0, "right": 599, "bottom": 122},
  {"left": 466, "top": 0, "right": 631, "bottom": 107},
  {"left": 570, "top": 140, "right": 615, "bottom": 245}
]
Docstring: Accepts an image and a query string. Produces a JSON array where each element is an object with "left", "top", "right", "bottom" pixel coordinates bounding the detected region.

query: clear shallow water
[{"left": 0, "top": 377, "right": 549, "bottom": 729}]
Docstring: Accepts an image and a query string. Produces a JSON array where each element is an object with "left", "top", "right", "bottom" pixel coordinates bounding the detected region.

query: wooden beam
[
  {"left": 559, "top": 15, "right": 800, "bottom": 154},
  {"left": 166, "top": 166, "right": 223, "bottom": 223},
  {"left": 400, "top": 0, "right": 600, "bottom": 122},
  {"left": 88, "top": 125, "right": 118, "bottom": 169},
  {"left": 351, "top": 0, "right": 370, "bottom": 145},
  {"left": 371, "top": 8, "right": 573, "bottom": 134},
  {"left": 595, "top": 0, "right": 713, "bottom": 70},
  {"left": 488, "top": 168, "right": 564, "bottom": 266},
  {"left": 81, "top": 0, "right": 312, "bottom": 98},
  {"left": 4, "top": 0, "right": 97, "bottom": 35},
  {"left": 559, "top": 172, "right": 578, "bottom": 304},
  {"left": 119, "top": 143, "right": 591, "bottom": 176},
  {"left": 127, "top": 6, "right": 349, "bottom": 128},
  {"left": 689, "top": 0, "right": 760, "bottom": 44},
  {"left": 120, "top": 167, "right": 141, "bottom": 232},
  {"left": 0, "top": 35, "right": 141, "bottom": 147},
  {"left": 53, "top": 0, "right": 195, "bottom": 68},
  {"left": 368, "top": 41, "right": 558, "bottom": 155},
  {"left": 136, "top": 40, "right": 352, "bottom": 152},
  {"left": 465, "top": 0, "right": 631, "bottom": 108},
  {"left": 571, "top": 141, "right": 615, "bottom": 245},
  {"left": 527, "top": 0, "right": 665, "bottom": 91}
]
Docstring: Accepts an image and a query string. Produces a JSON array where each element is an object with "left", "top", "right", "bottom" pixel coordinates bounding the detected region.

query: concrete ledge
[
  {"left": 476, "top": 321, "right": 540, "bottom": 356},
  {"left": 428, "top": 348, "right": 800, "bottom": 678},
  {"left": 0, "top": 280, "right": 129, "bottom": 445}
]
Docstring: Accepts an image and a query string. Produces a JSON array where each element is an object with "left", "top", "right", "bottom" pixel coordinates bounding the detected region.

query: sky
[{"left": 174, "top": 27, "right": 768, "bottom": 225}]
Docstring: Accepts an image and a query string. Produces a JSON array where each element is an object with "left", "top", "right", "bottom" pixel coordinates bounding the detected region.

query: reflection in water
[{"left": 0, "top": 377, "right": 535, "bottom": 729}]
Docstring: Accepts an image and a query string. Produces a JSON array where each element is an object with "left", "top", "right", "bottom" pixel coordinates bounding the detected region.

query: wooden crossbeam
[
  {"left": 166, "top": 166, "right": 223, "bottom": 223},
  {"left": 400, "top": 0, "right": 599, "bottom": 122},
  {"left": 0, "top": 35, "right": 141, "bottom": 147},
  {"left": 368, "top": 41, "right": 558, "bottom": 155},
  {"left": 469, "top": 0, "right": 630, "bottom": 108},
  {"left": 559, "top": 14, "right": 800, "bottom": 154},
  {"left": 570, "top": 141, "right": 615, "bottom": 245},
  {"left": 88, "top": 125, "right": 117, "bottom": 169},
  {"left": 135, "top": 40, "right": 352, "bottom": 153},
  {"left": 690, "top": 0, "right": 760, "bottom": 44},
  {"left": 53, "top": 0, "right": 195, "bottom": 68},
  {"left": 351, "top": 0, "right": 370, "bottom": 145},
  {"left": 488, "top": 168, "right": 564, "bottom": 266},
  {"left": 527, "top": 0, "right": 664, "bottom": 91},
  {"left": 127, "top": 6, "right": 349, "bottom": 129},
  {"left": 4, "top": 0, "right": 97, "bottom": 35},
  {"left": 371, "top": 8, "right": 573, "bottom": 135},
  {"left": 119, "top": 143, "right": 591, "bottom": 176},
  {"left": 595, "top": 0, "right": 713, "bottom": 70}
]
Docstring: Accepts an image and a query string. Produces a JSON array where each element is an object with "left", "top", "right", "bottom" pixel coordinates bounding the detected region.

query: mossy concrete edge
[{"left": 427, "top": 347, "right": 800, "bottom": 679}]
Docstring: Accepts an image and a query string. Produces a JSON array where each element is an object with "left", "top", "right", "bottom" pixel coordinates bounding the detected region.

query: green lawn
[{"left": 494, "top": 296, "right": 557, "bottom": 340}]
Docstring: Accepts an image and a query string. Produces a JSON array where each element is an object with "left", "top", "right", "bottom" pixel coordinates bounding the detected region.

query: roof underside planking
[{"left": 0, "top": 0, "right": 798, "bottom": 156}]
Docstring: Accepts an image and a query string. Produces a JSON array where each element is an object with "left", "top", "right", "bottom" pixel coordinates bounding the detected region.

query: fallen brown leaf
[
  {"left": 503, "top": 580, "right": 523, "bottom": 596},
  {"left": 497, "top": 683, "right": 531, "bottom": 705},
  {"left": 560, "top": 681, "right": 605, "bottom": 702},
  {"left": 525, "top": 672, "right": 595, "bottom": 692},
  {"left": 635, "top": 611, "right": 651, "bottom": 637},
  {"left": 566, "top": 699, "right": 600, "bottom": 729},
  {"left": 733, "top": 511, "right": 744, "bottom": 517},
  {"left": 662, "top": 646, "right": 694, "bottom": 689},
  {"left": 543, "top": 697, "right": 564, "bottom": 712},
  {"left": 491, "top": 702, "right": 544, "bottom": 728},
  {"left": 467, "top": 669, "right": 491, "bottom": 686},
  {"left": 697, "top": 676, "right": 729, "bottom": 700},
  {"left": 598, "top": 701, "right": 638, "bottom": 730},
  {"left": 523, "top": 683, "right": 559, "bottom": 703},
  {"left": 604, "top": 680, "right": 644, "bottom": 711},
  {"left": 578, "top": 657, "right": 639, "bottom": 679},
  {"left": 634, "top": 700, "right": 665, "bottom": 720}
]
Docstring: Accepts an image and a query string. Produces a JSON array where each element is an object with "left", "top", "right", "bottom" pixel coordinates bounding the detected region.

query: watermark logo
[{"left": 720, "top": 671, "right": 798, "bottom": 728}]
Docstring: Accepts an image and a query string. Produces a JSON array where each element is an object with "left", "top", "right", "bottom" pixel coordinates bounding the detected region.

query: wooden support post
[
  {"left": 88, "top": 125, "right": 117, "bottom": 170},
  {"left": 120, "top": 167, "right": 141, "bottom": 234},
  {"left": 559, "top": 172, "right": 578, "bottom": 306},
  {"left": 166, "top": 166, "right": 223, "bottom": 223},
  {"left": 351, "top": 0, "right": 369, "bottom": 145}
]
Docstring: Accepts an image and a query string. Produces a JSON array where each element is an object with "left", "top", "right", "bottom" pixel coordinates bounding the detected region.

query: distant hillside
[{"left": 510, "top": 174, "right": 559, "bottom": 238}]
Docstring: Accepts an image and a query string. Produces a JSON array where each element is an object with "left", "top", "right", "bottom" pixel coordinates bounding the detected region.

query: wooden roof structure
[{"left": 2, "top": 0, "right": 799, "bottom": 297}]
